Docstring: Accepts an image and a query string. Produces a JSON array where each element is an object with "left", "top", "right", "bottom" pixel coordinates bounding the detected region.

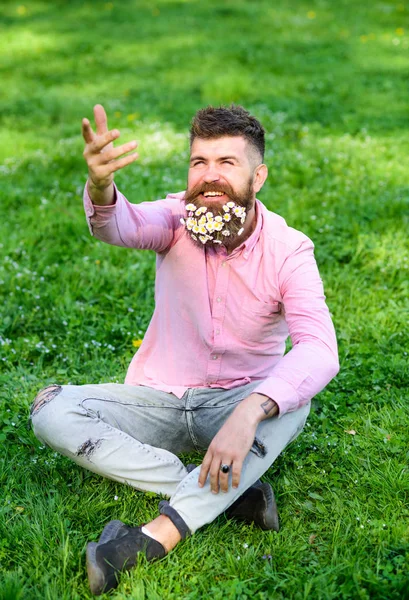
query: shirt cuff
[
  {"left": 83, "top": 182, "right": 118, "bottom": 218},
  {"left": 253, "top": 377, "right": 300, "bottom": 417}
]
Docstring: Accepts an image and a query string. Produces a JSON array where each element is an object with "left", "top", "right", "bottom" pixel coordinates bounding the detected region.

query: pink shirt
[{"left": 84, "top": 187, "right": 339, "bottom": 417}]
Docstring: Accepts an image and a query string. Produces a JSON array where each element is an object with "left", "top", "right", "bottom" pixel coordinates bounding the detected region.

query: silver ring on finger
[{"left": 220, "top": 464, "right": 230, "bottom": 474}]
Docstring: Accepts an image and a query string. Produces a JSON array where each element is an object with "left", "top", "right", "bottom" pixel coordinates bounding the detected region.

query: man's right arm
[{"left": 82, "top": 105, "right": 178, "bottom": 252}]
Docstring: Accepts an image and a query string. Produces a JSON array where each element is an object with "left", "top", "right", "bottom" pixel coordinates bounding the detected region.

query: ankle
[{"left": 144, "top": 515, "right": 181, "bottom": 552}]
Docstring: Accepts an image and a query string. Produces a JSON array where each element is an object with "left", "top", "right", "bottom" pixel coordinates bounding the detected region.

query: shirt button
[
  {"left": 212, "top": 355, "right": 218, "bottom": 360},
  {"left": 216, "top": 328, "right": 220, "bottom": 335},
  {"left": 216, "top": 297, "right": 222, "bottom": 303}
]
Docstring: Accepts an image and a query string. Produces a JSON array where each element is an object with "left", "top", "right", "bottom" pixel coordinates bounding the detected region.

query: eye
[
  {"left": 222, "top": 160, "right": 234, "bottom": 165},
  {"left": 192, "top": 160, "right": 204, "bottom": 167}
]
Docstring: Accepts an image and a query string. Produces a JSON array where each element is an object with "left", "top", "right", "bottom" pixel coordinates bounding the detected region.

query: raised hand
[{"left": 82, "top": 104, "right": 139, "bottom": 205}]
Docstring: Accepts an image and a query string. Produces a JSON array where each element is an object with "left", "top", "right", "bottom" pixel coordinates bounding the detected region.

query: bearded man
[{"left": 31, "top": 104, "right": 339, "bottom": 595}]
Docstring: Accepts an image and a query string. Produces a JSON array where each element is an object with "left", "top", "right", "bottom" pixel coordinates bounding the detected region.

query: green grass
[{"left": 1, "top": 0, "right": 408, "bottom": 598}]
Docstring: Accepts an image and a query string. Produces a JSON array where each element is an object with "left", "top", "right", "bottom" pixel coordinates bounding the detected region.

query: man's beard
[{"left": 182, "top": 179, "right": 254, "bottom": 249}]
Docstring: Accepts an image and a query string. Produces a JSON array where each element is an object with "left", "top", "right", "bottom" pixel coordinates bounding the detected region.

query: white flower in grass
[
  {"left": 214, "top": 216, "right": 223, "bottom": 222},
  {"left": 238, "top": 227, "right": 244, "bottom": 236},
  {"left": 223, "top": 205, "right": 230, "bottom": 212},
  {"left": 185, "top": 203, "right": 196, "bottom": 211},
  {"left": 223, "top": 213, "right": 231, "bottom": 221},
  {"left": 114, "top": 495, "right": 119, "bottom": 501},
  {"left": 186, "top": 218, "right": 195, "bottom": 230},
  {"left": 199, "top": 235, "right": 208, "bottom": 244},
  {"left": 206, "top": 222, "right": 215, "bottom": 232},
  {"left": 193, "top": 225, "right": 200, "bottom": 233},
  {"left": 222, "top": 230, "right": 230, "bottom": 236},
  {"left": 233, "top": 207, "right": 242, "bottom": 216},
  {"left": 199, "top": 215, "right": 207, "bottom": 225},
  {"left": 214, "top": 222, "right": 223, "bottom": 231},
  {"left": 198, "top": 225, "right": 207, "bottom": 234},
  {"left": 227, "top": 201, "right": 235, "bottom": 208},
  {"left": 206, "top": 211, "right": 214, "bottom": 219}
]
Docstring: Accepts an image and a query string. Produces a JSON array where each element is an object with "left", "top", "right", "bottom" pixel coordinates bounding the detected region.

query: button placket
[{"left": 207, "top": 256, "right": 230, "bottom": 383}]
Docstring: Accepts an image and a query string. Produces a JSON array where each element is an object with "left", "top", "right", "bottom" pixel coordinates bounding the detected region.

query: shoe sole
[
  {"left": 86, "top": 520, "right": 126, "bottom": 595},
  {"left": 258, "top": 483, "right": 280, "bottom": 531},
  {"left": 86, "top": 542, "right": 105, "bottom": 595}
]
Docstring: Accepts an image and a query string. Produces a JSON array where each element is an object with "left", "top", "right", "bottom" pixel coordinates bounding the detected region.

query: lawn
[{"left": 0, "top": 0, "right": 408, "bottom": 598}]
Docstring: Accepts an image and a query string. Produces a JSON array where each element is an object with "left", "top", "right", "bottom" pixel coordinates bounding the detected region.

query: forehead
[{"left": 190, "top": 136, "right": 249, "bottom": 160}]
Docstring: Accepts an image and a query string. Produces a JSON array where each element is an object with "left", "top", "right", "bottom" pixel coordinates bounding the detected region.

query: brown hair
[{"left": 190, "top": 105, "right": 265, "bottom": 162}]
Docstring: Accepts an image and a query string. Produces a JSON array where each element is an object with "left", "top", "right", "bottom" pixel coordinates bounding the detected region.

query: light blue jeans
[{"left": 31, "top": 381, "right": 310, "bottom": 533}]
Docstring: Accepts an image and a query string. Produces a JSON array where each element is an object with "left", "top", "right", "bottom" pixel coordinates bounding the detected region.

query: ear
[{"left": 253, "top": 164, "right": 268, "bottom": 194}]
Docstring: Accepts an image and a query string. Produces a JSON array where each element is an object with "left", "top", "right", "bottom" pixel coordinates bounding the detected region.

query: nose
[{"left": 203, "top": 164, "right": 220, "bottom": 183}]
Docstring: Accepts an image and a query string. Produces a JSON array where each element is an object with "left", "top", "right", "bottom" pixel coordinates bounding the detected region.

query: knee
[
  {"left": 30, "top": 384, "right": 64, "bottom": 443},
  {"left": 31, "top": 384, "right": 62, "bottom": 417}
]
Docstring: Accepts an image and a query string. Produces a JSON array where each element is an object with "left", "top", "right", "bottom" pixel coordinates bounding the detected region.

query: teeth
[{"left": 203, "top": 192, "right": 224, "bottom": 197}]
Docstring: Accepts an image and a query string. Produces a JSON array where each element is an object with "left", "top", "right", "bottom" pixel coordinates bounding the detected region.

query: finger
[
  {"left": 91, "top": 153, "right": 139, "bottom": 181},
  {"left": 90, "top": 129, "right": 120, "bottom": 154},
  {"left": 198, "top": 452, "right": 213, "bottom": 487},
  {"left": 219, "top": 467, "right": 231, "bottom": 494},
  {"left": 209, "top": 460, "right": 221, "bottom": 494},
  {"left": 101, "top": 140, "right": 138, "bottom": 163},
  {"left": 108, "top": 152, "right": 139, "bottom": 173},
  {"left": 231, "top": 460, "right": 242, "bottom": 489},
  {"left": 94, "top": 104, "right": 109, "bottom": 135},
  {"left": 82, "top": 118, "right": 95, "bottom": 144}
]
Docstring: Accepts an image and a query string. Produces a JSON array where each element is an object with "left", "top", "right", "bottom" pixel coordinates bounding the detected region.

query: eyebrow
[{"left": 189, "top": 155, "right": 239, "bottom": 163}]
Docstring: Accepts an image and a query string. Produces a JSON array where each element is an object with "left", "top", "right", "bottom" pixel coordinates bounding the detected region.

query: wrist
[
  {"left": 88, "top": 175, "right": 111, "bottom": 191},
  {"left": 87, "top": 179, "right": 115, "bottom": 206},
  {"left": 237, "top": 393, "right": 279, "bottom": 424}
]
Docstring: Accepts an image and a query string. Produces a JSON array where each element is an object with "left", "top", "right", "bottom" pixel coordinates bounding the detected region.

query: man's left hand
[{"left": 198, "top": 392, "right": 277, "bottom": 493}]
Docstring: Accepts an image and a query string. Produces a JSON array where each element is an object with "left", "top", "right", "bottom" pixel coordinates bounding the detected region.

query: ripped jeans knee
[{"left": 30, "top": 384, "right": 62, "bottom": 417}]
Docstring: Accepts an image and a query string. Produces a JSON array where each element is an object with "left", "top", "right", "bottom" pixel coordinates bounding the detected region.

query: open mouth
[{"left": 200, "top": 191, "right": 227, "bottom": 201}]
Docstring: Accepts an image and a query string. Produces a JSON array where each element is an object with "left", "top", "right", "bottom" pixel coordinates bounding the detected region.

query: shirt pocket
[{"left": 238, "top": 299, "right": 283, "bottom": 343}]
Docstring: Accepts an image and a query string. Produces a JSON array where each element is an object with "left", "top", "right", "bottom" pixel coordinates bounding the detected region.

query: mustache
[{"left": 185, "top": 182, "right": 235, "bottom": 198}]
